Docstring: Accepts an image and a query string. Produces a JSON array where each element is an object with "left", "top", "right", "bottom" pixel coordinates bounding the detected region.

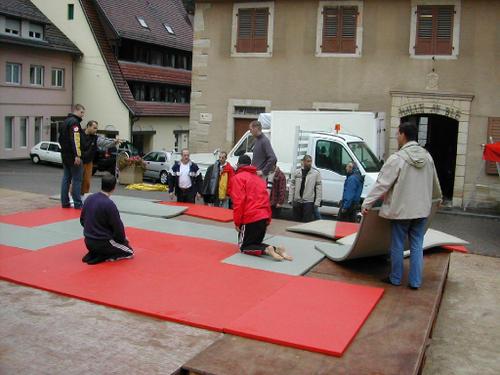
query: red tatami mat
[
  {"left": 0, "top": 206, "right": 81, "bottom": 227},
  {"left": 334, "top": 222, "right": 360, "bottom": 239},
  {"left": 160, "top": 202, "right": 233, "bottom": 222},
  {"left": 0, "top": 245, "right": 30, "bottom": 260},
  {"left": 0, "top": 228, "right": 384, "bottom": 356},
  {"left": 225, "top": 277, "right": 384, "bottom": 356}
]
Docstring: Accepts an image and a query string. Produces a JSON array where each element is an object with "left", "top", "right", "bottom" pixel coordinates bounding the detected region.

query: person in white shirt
[{"left": 168, "top": 148, "right": 203, "bottom": 203}]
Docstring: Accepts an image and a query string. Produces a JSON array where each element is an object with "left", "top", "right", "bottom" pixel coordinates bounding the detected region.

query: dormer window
[
  {"left": 5, "top": 18, "right": 21, "bottom": 36},
  {"left": 29, "top": 23, "right": 44, "bottom": 40},
  {"left": 163, "top": 23, "right": 175, "bottom": 35},
  {"left": 137, "top": 17, "right": 149, "bottom": 29}
]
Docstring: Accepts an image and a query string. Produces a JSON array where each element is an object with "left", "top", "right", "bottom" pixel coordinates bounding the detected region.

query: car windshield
[
  {"left": 347, "top": 142, "right": 381, "bottom": 173},
  {"left": 233, "top": 135, "right": 256, "bottom": 156}
]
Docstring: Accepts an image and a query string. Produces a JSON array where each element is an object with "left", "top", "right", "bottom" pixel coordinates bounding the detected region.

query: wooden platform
[{"left": 177, "top": 218, "right": 451, "bottom": 375}]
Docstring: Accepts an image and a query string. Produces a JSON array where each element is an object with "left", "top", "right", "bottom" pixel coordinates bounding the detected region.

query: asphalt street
[{"left": 1, "top": 159, "right": 498, "bottom": 256}]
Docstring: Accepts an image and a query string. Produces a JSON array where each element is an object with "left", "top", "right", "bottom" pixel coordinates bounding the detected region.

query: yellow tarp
[{"left": 125, "top": 183, "right": 168, "bottom": 192}]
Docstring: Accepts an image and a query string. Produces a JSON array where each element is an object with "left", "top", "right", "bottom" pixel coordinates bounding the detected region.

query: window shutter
[
  {"left": 415, "top": 6, "right": 434, "bottom": 55},
  {"left": 486, "top": 117, "right": 500, "bottom": 175},
  {"left": 340, "top": 6, "right": 357, "bottom": 53},
  {"left": 253, "top": 8, "right": 269, "bottom": 52},
  {"left": 322, "top": 7, "right": 339, "bottom": 53},
  {"left": 435, "top": 6, "right": 454, "bottom": 55},
  {"left": 237, "top": 9, "right": 253, "bottom": 52},
  {"left": 416, "top": 5, "right": 454, "bottom": 55}
]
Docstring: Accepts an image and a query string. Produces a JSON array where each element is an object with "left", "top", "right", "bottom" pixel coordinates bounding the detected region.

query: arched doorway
[{"left": 402, "top": 114, "right": 459, "bottom": 202}]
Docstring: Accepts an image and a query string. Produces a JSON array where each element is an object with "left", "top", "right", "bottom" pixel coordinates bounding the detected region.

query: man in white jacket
[{"left": 362, "top": 122, "right": 442, "bottom": 290}]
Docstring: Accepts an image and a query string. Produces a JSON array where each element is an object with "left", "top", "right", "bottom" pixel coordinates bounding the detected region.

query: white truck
[{"left": 191, "top": 110, "right": 386, "bottom": 215}]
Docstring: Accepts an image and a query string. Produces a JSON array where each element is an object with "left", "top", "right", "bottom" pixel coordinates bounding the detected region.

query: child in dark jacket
[{"left": 338, "top": 162, "right": 363, "bottom": 222}]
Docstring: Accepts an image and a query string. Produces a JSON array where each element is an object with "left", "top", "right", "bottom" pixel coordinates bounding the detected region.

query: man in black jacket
[
  {"left": 168, "top": 148, "right": 202, "bottom": 203},
  {"left": 59, "top": 104, "right": 85, "bottom": 209},
  {"left": 81, "top": 120, "right": 120, "bottom": 194}
]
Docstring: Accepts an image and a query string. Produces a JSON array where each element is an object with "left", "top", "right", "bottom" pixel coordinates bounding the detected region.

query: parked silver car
[
  {"left": 143, "top": 150, "right": 180, "bottom": 184},
  {"left": 30, "top": 141, "right": 62, "bottom": 165}
]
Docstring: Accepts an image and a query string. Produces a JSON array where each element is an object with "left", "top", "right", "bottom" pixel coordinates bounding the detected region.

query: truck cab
[{"left": 305, "top": 133, "right": 381, "bottom": 215}]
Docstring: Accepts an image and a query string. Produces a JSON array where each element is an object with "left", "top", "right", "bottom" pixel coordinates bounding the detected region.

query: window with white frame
[
  {"left": 28, "top": 22, "right": 44, "bottom": 39},
  {"left": 6, "top": 63, "right": 21, "bottom": 84},
  {"left": 30, "top": 65, "right": 44, "bottom": 86},
  {"left": 4, "top": 117, "right": 14, "bottom": 149},
  {"left": 51, "top": 68, "right": 64, "bottom": 87},
  {"left": 409, "top": 0, "right": 461, "bottom": 58},
  {"left": 5, "top": 18, "right": 21, "bottom": 36},
  {"left": 231, "top": 2, "right": 274, "bottom": 57},
  {"left": 20, "top": 117, "right": 28, "bottom": 147},
  {"left": 316, "top": 1, "right": 363, "bottom": 57}
]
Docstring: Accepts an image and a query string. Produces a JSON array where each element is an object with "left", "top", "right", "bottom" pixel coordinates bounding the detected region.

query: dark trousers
[
  {"left": 238, "top": 219, "right": 270, "bottom": 256},
  {"left": 293, "top": 202, "right": 315, "bottom": 222},
  {"left": 338, "top": 206, "right": 357, "bottom": 222},
  {"left": 176, "top": 188, "right": 196, "bottom": 203},
  {"left": 83, "top": 237, "right": 134, "bottom": 264}
]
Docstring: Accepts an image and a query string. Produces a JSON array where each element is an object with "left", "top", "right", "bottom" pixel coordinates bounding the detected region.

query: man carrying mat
[
  {"left": 230, "top": 154, "right": 292, "bottom": 261},
  {"left": 80, "top": 175, "right": 134, "bottom": 265},
  {"left": 362, "top": 122, "right": 442, "bottom": 290}
]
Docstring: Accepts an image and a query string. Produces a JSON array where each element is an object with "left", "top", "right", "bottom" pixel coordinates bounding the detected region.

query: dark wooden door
[{"left": 234, "top": 118, "right": 253, "bottom": 145}]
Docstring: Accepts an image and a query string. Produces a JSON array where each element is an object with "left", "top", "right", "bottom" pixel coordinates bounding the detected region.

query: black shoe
[
  {"left": 86, "top": 256, "right": 105, "bottom": 265},
  {"left": 62, "top": 204, "right": 71, "bottom": 208},
  {"left": 381, "top": 277, "right": 400, "bottom": 286},
  {"left": 82, "top": 252, "right": 92, "bottom": 263},
  {"left": 407, "top": 284, "right": 419, "bottom": 290}
]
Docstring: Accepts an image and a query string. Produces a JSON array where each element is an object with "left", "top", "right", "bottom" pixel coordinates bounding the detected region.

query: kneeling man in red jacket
[{"left": 230, "top": 155, "right": 292, "bottom": 261}]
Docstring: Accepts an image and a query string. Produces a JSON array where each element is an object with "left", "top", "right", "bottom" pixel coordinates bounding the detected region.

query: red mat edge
[
  {"left": 159, "top": 201, "right": 233, "bottom": 222},
  {"left": 0, "top": 275, "right": 226, "bottom": 332},
  {"left": 223, "top": 288, "right": 384, "bottom": 357},
  {"left": 440, "top": 245, "right": 469, "bottom": 253}
]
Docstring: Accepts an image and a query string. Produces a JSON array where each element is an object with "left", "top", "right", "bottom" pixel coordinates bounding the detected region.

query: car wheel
[
  {"left": 160, "top": 171, "right": 168, "bottom": 185},
  {"left": 31, "top": 155, "right": 40, "bottom": 164}
]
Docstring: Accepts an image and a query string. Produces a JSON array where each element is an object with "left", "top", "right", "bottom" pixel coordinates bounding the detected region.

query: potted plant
[{"left": 118, "top": 154, "right": 145, "bottom": 185}]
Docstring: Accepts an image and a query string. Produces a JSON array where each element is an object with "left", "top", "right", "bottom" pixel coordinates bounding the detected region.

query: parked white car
[
  {"left": 142, "top": 150, "right": 180, "bottom": 184},
  {"left": 30, "top": 141, "right": 62, "bottom": 165}
]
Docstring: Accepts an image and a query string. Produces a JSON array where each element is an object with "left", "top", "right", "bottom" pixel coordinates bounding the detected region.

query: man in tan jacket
[
  {"left": 362, "top": 122, "right": 442, "bottom": 290},
  {"left": 289, "top": 155, "right": 322, "bottom": 222}
]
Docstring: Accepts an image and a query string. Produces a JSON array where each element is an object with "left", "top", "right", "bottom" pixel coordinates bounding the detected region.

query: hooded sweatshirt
[{"left": 362, "top": 141, "right": 442, "bottom": 220}]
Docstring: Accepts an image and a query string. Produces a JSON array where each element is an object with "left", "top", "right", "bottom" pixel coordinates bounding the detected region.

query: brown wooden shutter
[
  {"left": 322, "top": 6, "right": 357, "bottom": 53},
  {"left": 237, "top": 8, "right": 253, "bottom": 52},
  {"left": 435, "top": 6, "right": 454, "bottom": 55},
  {"left": 253, "top": 8, "right": 269, "bottom": 52},
  {"left": 416, "top": 5, "right": 454, "bottom": 55},
  {"left": 415, "top": 6, "right": 434, "bottom": 55},
  {"left": 237, "top": 8, "right": 268, "bottom": 53},
  {"left": 340, "top": 6, "right": 357, "bottom": 53},
  {"left": 322, "top": 7, "right": 339, "bottom": 53},
  {"left": 486, "top": 117, "right": 500, "bottom": 175}
]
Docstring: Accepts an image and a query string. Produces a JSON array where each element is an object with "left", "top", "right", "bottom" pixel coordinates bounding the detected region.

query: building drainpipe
[{"left": 130, "top": 114, "right": 140, "bottom": 142}]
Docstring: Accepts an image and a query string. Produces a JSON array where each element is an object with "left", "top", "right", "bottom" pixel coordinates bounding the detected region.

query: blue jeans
[
  {"left": 61, "top": 163, "right": 83, "bottom": 208},
  {"left": 390, "top": 218, "right": 427, "bottom": 288}
]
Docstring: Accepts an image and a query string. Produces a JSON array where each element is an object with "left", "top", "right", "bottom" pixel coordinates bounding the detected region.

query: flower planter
[{"left": 119, "top": 165, "right": 144, "bottom": 185}]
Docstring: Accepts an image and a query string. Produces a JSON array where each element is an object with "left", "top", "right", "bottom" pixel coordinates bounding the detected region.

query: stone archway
[{"left": 390, "top": 91, "right": 474, "bottom": 207}]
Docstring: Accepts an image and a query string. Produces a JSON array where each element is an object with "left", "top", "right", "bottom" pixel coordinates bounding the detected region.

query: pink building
[{"left": 0, "top": 0, "right": 81, "bottom": 160}]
